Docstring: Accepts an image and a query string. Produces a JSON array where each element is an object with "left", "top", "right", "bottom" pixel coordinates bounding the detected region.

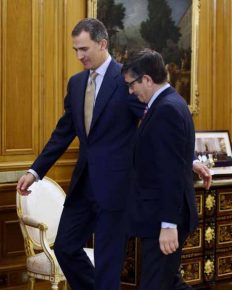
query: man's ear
[
  {"left": 143, "top": 74, "right": 153, "bottom": 86},
  {"left": 99, "top": 39, "right": 108, "bottom": 50}
]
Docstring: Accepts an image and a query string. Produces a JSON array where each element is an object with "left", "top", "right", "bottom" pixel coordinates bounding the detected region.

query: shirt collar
[
  {"left": 147, "top": 83, "right": 170, "bottom": 108},
  {"left": 90, "top": 54, "right": 112, "bottom": 77}
]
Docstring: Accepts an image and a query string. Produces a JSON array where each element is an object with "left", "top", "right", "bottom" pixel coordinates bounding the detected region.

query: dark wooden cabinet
[
  {"left": 121, "top": 179, "right": 232, "bottom": 290},
  {"left": 181, "top": 180, "right": 232, "bottom": 288},
  {"left": 0, "top": 182, "right": 27, "bottom": 289}
]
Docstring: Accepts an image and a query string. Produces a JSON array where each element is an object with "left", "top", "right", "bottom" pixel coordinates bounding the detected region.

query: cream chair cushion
[
  {"left": 27, "top": 250, "right": 64, "bottom": 276},
  {"left": 83, "top": 248, "right": 95, "bottom": 265},
  {"left": 27, "top": 248, "right": 94, "bottom": 276}
]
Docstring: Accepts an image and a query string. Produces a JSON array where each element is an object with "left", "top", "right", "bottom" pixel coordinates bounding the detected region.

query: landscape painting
[{"left": 90, "top": 0, "right": 200, "bottom": 113}]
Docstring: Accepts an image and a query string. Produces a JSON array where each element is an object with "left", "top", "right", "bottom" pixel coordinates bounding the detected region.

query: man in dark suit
[
  {"left": 122, "top": 49, "right": 198, "bottom": 290},
  {"left": 16, "top": 18, "right": 143, "bottom": 290}
]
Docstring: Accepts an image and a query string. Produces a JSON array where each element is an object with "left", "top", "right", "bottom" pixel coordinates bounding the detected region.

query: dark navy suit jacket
[
  {"left": 30, "top": 59, "right": 143, "bottom": 210},
  {"left": 130, "top": 87, "right": 198, "bottom": 237}
]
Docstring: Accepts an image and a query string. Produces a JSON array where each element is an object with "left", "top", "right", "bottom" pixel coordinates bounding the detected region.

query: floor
[{"left": 8, "top": 280, "right": 232, "bottom": 290}]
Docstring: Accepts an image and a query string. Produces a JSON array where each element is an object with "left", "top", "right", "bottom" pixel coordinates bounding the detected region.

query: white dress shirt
[{"left": 147, "top": 83, "right": 170, "bottom": 108}]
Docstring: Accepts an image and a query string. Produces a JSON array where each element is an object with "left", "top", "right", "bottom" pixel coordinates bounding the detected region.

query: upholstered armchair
[{"left": 16, "top": 176, "right": 94, "bottom": 290}]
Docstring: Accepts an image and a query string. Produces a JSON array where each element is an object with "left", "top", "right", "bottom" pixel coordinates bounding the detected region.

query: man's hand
[
  {"left": 159, "top": 228, "right": 179, "bottom": 255},
  {"left": 193, "top": 162, "right": 212, "bottom": 190},
  {"left": 17, "top": 173, "right": 36, "bottom": 196}
]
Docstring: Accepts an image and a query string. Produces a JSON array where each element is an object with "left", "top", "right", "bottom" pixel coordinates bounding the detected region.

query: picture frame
[
  {"left": 87, "top": 0, "right": 200, "bottom": 114},
  {"left": 195, "top": 131, "right": 232, "bottom": 176}
]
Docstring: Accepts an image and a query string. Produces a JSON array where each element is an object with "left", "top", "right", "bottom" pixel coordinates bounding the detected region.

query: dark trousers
[
  {"left": 54, "top": 197, "right": 126, "bottom": 290},
  {"left": 54, "top": 182, "right": 127, "bottom": 290},
  {"left": 140, "top": 216, "right": 192, "bottom": 290}
]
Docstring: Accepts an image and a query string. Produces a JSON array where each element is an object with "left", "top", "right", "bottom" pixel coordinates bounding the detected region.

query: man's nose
[{"left": 76, "top": 50, "right": 84, "bottom": 60}]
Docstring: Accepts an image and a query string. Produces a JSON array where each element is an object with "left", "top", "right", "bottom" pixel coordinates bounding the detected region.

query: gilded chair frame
[{"left": 16, "top": 177, "right": 67, "bottom": 290}]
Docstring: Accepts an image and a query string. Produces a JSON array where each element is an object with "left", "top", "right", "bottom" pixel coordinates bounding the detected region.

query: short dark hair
[
  {"left": 121, "top": 49, "right": 167, "bottom": 84},
  {"left": 72, "top": 18, "right": 108, "bottom": 43}
]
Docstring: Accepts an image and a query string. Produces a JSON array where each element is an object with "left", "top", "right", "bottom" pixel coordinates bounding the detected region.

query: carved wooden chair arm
[
  {"left": 21, "top": 215, "right": 60, "bottom": 273},
  {"left": 22, "top": 215, "right": 48, "bottom": 230}
]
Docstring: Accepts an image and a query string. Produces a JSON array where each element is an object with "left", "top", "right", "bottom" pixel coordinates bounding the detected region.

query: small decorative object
[
  {"left": 180, "top": 266, "right": 185, "bottom": 277},
  {"left": 205, "top": 226, "right": 215, "bottom": 243},
  {"left": 204, "top": 259, "right": 214, "bottom": 275},
  {"left": 205, "top": 194, "right": 216, "bottom": 211}
]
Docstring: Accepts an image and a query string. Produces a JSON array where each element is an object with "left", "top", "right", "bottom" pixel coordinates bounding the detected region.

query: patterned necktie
[
  {"left": 142, "top": 105, "right": 149, "bottom": 120},
  {"left": 84, "top": 71, "right": 98, "bottom": 135},
  {"left": 138, "top": 105, "right": 149, "bottom": 127}
]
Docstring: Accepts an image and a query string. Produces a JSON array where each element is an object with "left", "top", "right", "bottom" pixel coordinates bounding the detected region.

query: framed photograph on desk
[{"left": 195, "top": 131, "right": 232, "bottom": 176}]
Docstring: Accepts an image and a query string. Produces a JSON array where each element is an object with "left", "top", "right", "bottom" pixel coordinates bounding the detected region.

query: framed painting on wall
[{"left": 88, "top": 0, "right": 200, "bottom": 114}]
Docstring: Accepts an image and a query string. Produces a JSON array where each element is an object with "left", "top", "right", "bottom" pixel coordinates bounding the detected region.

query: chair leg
[
  {"left": 51, "top": 282, "right": 59, "bottom": 289},
  {"left": 28, "top": 277, "right": 35, "bottom": 290},
  {"left": 63, "top": 280, "right": 68, "bottom": 290}
]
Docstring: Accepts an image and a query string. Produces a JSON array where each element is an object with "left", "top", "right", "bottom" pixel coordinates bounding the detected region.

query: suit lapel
[
  {"left": 72, "top": 71, "right": 89, "bottom": 138},
  {"left": 89, "top": 60, "right": 119, "bottom": 133},
  {"left": 138, "top": 87, "right": 175, "bottom": 134}
]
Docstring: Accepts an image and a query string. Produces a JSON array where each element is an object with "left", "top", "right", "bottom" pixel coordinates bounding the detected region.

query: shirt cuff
[
  {"left": 193, "top": 159, "right": 201, "bottom": 164},
  {"left": 27, "top": 169, "right": 40, "bottom": 181},
  {"left": 161, "top": 222, "right": 177, "bottom": 229}
]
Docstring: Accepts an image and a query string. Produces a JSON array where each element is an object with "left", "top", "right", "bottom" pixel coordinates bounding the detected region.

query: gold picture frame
[
  {"left": 195, "top": 130, "right": 232, "bottom": 176},
  {"left": 87, "top": 0, "right": 200, "bottom": 114},
  {"left": 87, "top": 0, "right": 97, "bottom": 18}
]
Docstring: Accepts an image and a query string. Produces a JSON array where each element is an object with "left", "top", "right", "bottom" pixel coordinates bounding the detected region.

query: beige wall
[
  {"left": 194, "top": 0, "right": 232, "bottom": 133},
  {"left": 0, "top": 0, "right": 232, "bottom": 184},
  {"left": 0, "top": 0, "right": 86, "bottom": 184}
]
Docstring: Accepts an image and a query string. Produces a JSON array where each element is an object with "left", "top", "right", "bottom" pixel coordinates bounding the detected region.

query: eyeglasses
[{"left": 126, "top": 75, "right": 143, "bottom": 88}]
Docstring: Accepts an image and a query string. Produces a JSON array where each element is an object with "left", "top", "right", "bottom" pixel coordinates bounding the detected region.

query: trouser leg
[
  {"left": 54, "top": 196, "right": 128, "bottom": 290},
  {"left": 54, "top": 195, "right": 96, "bottom": 290},
  {"left": 94, "top": 209, "right": 128, "bottom": 290},
  {"left": 173, "top": 272, "right": 193, "bottom": 290},
  {"left": 140, "top": 226, "right": 189, "bottom": 290},
  {"left": 172, "top": 231, "right": 194, "bottom": 290}
]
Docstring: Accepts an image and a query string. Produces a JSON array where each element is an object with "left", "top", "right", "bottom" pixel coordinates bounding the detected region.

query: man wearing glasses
[{"left": 122, "top": 49, "right": 206, "bottom": 290}]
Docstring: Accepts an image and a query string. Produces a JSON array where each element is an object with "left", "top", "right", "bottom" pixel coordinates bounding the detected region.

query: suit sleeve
[
  {"left": 150, "top": 104, "right": 188, "bottom": 224},
  {"left": 30, "top": 80, "right": 76, "bottom": 179}
]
